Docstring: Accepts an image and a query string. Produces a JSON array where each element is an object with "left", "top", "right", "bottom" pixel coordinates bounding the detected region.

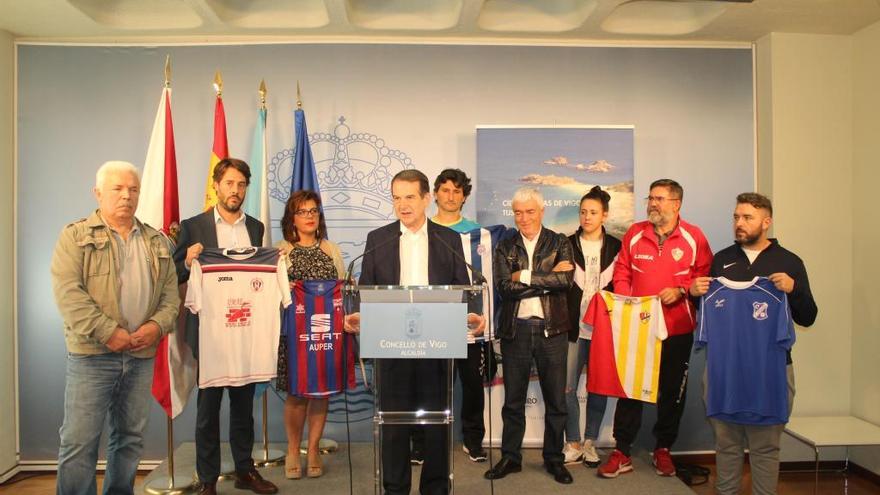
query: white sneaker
[
  {"left": 582, "top": 439, "right": 600, "bottom": 467},
  {"left": 563, "top": 442, "right": 583, "bottom": 465}
]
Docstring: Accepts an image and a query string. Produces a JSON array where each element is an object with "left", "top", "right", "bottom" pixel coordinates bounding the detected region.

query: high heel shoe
[
  {"left": 306, "top": 456, "right": 323, "bottom": 478},
  {"left": 285, "top": 455, "right": 302, "bottom": 480}
]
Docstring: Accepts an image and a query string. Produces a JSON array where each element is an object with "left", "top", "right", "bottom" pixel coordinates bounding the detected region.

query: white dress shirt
[
  {"left": 214, "top": 207, "right": 250, "bottom": 249},
  {"left": 399, "top": 219, "right": 429, "bottom": 285},
  {"left": 517, "top": 227, "right": 545, "bottom": 319}
]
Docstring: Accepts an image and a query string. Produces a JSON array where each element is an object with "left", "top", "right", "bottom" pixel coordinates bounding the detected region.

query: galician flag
[
  {"left": 203, "top": 93, "right": 229, "bottom": 210},
  {"left": 243, "top": 106, "right": 271, "bottom": 247},
  {"left": 138, "top": 86, "right": 197, "bottom": 418}
]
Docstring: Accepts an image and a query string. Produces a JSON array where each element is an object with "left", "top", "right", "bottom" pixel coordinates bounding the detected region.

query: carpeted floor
[{"left": 139, "top": 442, "right": 695, "bottom": 494}]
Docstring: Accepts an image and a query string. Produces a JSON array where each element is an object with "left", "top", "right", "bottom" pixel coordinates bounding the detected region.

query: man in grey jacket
[{"left": 51, "top": 161, "right": 180, "bottom": 495}]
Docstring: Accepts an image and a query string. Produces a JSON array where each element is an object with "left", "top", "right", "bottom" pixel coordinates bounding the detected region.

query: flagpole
[
  {"left": 254, "top": 390, "right": 285, "bottom": 467},
  {"left": 291, "top": 82, "right": 338, "bottom": 457},
  {"left": 248, "top": 78, "right": 285, "bottom": 468},
  {"left": 145, "top": 417, "right": 199, "bottom": 494},
  {"left": 144, "top": 56, "right": 197, "bottom": 494}
]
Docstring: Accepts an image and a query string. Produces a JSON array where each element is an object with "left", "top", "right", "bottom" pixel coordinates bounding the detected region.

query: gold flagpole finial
[
  {"left": 296, "top": 80, "right": 303, "bottom": 109},
  {"left": 213, "top": 71, "right": 223, "bottom": 97},
  {"left": 259, "top": 79, "right": 267, "bottom": 109},
  {"left": 163, "top": 54, "right": 171, "bottom": 88}
]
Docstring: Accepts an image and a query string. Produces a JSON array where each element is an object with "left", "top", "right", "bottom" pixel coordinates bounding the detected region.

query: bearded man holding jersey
[{"left": 597, "top": 179, "right": 713, "bottom": 479}]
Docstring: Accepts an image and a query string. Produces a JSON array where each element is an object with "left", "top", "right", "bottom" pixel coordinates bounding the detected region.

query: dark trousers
[
  {"left": 455, "top": 341, "right": 487, "bottom": 449},
  {"left": 499, "top": 319, "right": 568, "bottom": 464},
  {"left": 612, "top": 332, "right": 694, "bottom": 455},
  {"left": 195, "top": 384, "right": 256, "bottom": 483},
  {"left": 378, "top": 358, "right": 450, "bottom": 495},
  {"left": 412, "top": 342, "right": 487, "bottom": 456}
]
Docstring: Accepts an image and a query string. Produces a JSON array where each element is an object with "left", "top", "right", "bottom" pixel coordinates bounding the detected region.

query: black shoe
[
  {"left": 544, "top": 462, "right": 574, "bottom": 484},
  {"left": 463, "top": 444, "right": 488, "bottom": 462},
  {"left": 234, "top": 470, "right": 278, "bottom": 494},
  {"left": 484, "top": 457, "right": 522, "bottom": 480}
]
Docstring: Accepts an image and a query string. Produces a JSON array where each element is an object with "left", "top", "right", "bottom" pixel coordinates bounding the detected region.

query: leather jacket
[{"left": 493, "top": 226, "right": 574, "bottom": 339}]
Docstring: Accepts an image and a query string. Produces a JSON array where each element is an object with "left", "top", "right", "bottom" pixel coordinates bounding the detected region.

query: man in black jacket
[
  {"left": 485, "top": 187, "right": 575, "bottom": 485},
  {"left": 690, "top": 192, "right": 817, "bottom": 495}
]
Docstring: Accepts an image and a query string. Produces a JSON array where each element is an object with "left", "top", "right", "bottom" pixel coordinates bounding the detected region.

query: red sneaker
[
  {"left": 597, "top": 449, "right": 633, "bottom": 478},
  {"left": 652, "top": 448, "right": 676, "bottom": 476}
]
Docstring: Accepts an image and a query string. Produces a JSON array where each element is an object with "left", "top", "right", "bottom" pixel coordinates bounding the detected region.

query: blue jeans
[
  {"left": 57, "top": 353, "right": 154, "bottom": 495},
  {"left": 564, "top": 339, "right": 608, "bottom": 442}
]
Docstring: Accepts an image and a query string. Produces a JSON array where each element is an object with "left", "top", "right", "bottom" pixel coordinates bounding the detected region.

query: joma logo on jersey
[
  {"left": 639, "top": 312, "right": 651, "bottom": 322},
  {"left": 634, "top": 254, "right": 654, "bottom": 261},
  {"left": 752, "top": 302, "right": 769, "bottom": 320},
  {"left": 225, "top": 301, "right": 251, "bottom": 327},
  {"left": 217, "top": 276, "right": 233, "bottom": 282}
]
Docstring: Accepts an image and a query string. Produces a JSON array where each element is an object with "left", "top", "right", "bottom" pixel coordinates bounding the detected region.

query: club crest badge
[
  {"left": 671, "top": 247, "right": 684, "bottom": 261},
  {"left": 752, "top": 301, "right": 769, "bottom": 320}
]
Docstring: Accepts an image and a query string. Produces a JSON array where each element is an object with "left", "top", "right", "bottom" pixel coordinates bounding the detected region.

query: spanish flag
[{"left": 203, "top": 94, "right": 229, "bottom": 210}]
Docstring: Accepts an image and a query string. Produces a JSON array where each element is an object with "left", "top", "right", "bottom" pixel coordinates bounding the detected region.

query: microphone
[
  {"left": 344, "top": 230, "right": 403, "bottom": 285},
  {"left": 430, "top": 229, "right": 487, "bottom": 285}
]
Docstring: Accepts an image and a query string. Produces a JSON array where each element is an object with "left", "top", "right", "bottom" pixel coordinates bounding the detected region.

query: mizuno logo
[
  {"left": 723, "top": 262, "right": 736, "bottom": 269},
  {"left": 715, "top": 299, "right": 725, "bottom": 308}
]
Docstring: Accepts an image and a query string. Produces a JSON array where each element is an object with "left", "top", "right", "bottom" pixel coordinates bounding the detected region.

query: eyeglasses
[
  {"left": 643, "top": 196, "right": 680, "bottom": 205},
  {"left": 294, "top": 208, "right": 320, "bottom": 217}
]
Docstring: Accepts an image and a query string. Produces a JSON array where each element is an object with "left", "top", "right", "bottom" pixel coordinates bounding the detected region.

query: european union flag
[{"left": 291, "top": 108, "right": 320, "bottom": 195}]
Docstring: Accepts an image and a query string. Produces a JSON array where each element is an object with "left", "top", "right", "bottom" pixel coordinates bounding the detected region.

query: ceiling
[{"left": 1, "top": 0, "right": 879, "bottom": 45}]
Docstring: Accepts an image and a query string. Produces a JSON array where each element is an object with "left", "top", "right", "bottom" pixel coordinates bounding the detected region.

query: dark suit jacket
[
  {"left": 358, "top": 220, "right": 469, "bottom": 287},
  {"left": 358, "top": 219, "right": 470, "bottom": 418},
  {"left": 173, "top": 209, "right": 265, "bottom": 358}
]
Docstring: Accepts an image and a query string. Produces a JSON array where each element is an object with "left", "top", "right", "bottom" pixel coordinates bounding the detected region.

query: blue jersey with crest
[{"left": 697, "top": 276, "right": 794, "bottom": 425}]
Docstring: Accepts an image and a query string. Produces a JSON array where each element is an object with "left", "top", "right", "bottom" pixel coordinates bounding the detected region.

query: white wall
[
  {"left": 755, "top": 32, "right": 855, "bottom": 461},
  {"left": 851, "top": 18, "right": 880, "bottom": 475},
  {"left": 0, "top": 28, "right": 18, "bottom": 479},
  {"left": 760, "top": 31, "right": 853, "bottom": 415}
]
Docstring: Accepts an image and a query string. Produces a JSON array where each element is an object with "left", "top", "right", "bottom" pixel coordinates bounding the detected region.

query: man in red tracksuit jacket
[{"left": 597, "top": 179, "right": 713, "bottom": 479}]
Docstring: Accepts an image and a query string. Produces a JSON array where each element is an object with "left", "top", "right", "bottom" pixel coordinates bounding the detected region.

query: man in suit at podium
[{"left": 348, "top": 168, "right": 482, "bottom": 495}]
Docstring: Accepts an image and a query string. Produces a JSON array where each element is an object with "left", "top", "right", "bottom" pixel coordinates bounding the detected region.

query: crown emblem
[{"left": 268, "top": 116, "right": 415, "bottom": 220}]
